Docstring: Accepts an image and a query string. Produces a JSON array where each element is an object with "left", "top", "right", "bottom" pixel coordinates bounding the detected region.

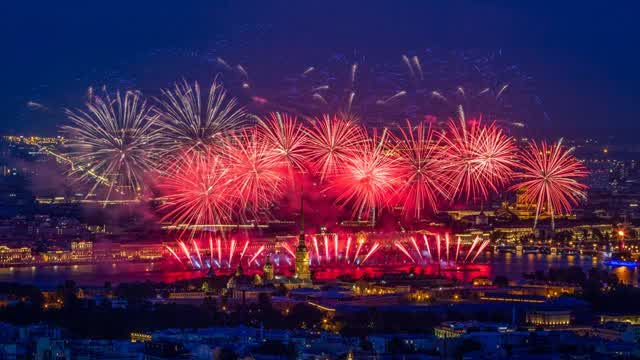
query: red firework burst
[
  {"left": 331, "top": 129, "right": 400, "bottom": 219},
  {"left": 257, "top": 112, "right": 308, "bottom": 175},
  {"left": 159, "top": 149, "right": 234, "bottom": 236},
  {"left": 440, "top": 118, "right": 515, "bottom": 201},
  {"left": 223, "top": 127, "right": 285, "bottom": 215},
  {"left": 305, "top": 114, "right": 366, "bottom": 181},
  {"left": 511, "top": 139, "right": 588, "bottom": 228},
  {"left": 393, "top": 121, "right": 450, "bottom": 218},
  {"left": 473, "top": 122, "right": 518, "bottom": 190}
]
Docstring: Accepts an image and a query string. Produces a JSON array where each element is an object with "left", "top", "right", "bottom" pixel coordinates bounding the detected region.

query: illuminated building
[
  {"left": 71, "top": 241, "right": 93, "bottom": 261},
  {"left": 434, "top": 324, "right": 466, "bottom": 339},
  {"left": 434, "top": 321, "right": 513, "bottom": 339},
  {"left": 226, "top": 265, "right": 274, "bottom": 303},
  {"left": 472, "top": 277, "right": 493, "bottom": 286},
  {"left": 130, "top": 332, "right": 153, "bottom": 343},
  {"left": 294, "top": 199, "right": 311, "bottom": 281},
  {"left": 41, "top": 250, "right": 72, "bottom": 263},
  {"left": 353, "top": 280, "right": 409, "bottom": 296},
  {"left": 526, "top": 309, "right": 571, "bottom": 327},
  {"left": 407, "top": 290, "right": 433, "bottom": 303},
  {"left": 0, "top": 245, "right": 33, "bottom": 264},
  {"left": 117, "top": 243, "right": 164, "bottom": 260},
  {"left": 262, "top": 255, "right": 274, "bottom": 281},
  {"left": 600, "top": 315, "right": 640, "bottom": 325}
]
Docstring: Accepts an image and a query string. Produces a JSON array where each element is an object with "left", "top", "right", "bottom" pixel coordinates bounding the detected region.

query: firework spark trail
[
  {"left": 347, "top": 92, "right": 356, "bottom": 113},
  {"left": 240, "top": 240, "right": 250, "bottom": 260},
  {"left": 511, "top": 139, "right": 588, "bottom": 229},
  {"left": 311, "top": 85, "right": 329, "bottom": 92},
  {"left": 257, "top": 112, "right": 308, "bottom": 174},
  {"left": 350, "top": 63, "right": 358, "bottom": 85},
  {"left": 155, "top": 80, "right": 248, "bottom": 157},
  {"left": 423, "top": 234, "right": 432, "bottom": 259},
  {"left": 465, "top": 236, "right": 481, "bottom": 263},
  {"left": 496, "top": 84, "right": 509, "bottom": 99},
  {"left": 334, "top": 234, "right": 339, "bottom": 261},
  {"left": 478, "top": 88, "right": 491, "bottom": 96},
  {"left": 217, "top": 238, "right": 222, "bottom": 265},
  {"left": 394, "top": 242, "right": 415, "bottom": 263},
  {"left": 313, "top": 236, "right": 321, "bottom": 263},
  {"left": 324, "top": 235, "right": 330, "bottom": 261},
  {"left": 354, "top": 239, "right": 364, "bottom": 263},
  {"left": 436, "top": 234, "right": 441, "bottom": 262},
  {"left": 471, "top": 240, "right": 491, "bottom": 263},
  {"left": 305, "top": 115, "right": 366, "bottom": 181},
  {"left": 332, "top": 129, "right": 401, "bottom": 219},
  {"left": 216, "top": 57, "right": 232, "bottom": 70},
  {"left": 312, "top": 93, "right": 328, "bottom": 104},
  {"left": 345, "top": 236, "right": 352, "bottom": 263},
  {"left": 455, "top": 237, "right": 461, "bottom": 263},
  {"left": 178, "top": 240, "right": 194, "bottom": 267},
  {"left": 281, "top": 242, "right": 296, "bottom": 258},
  {"left": 165, "top": 246, "right": 183, "bottom": 264},
  {"left": 62, "top": 90, "right": 160, "bottom": 201},
  {"left": 248, "top": 245, "right": 264, "bottom": 265},
  {"left": 236, "top": 64, "right": 249, "bottom": 79},
  {"left": 402, "top": 54, "right": 415, "bottom": 78},
  {"left": 410, "top": 237, "right": 423, "bottom": 261},
  {"left": 209, "top": 236, "right": 214, "bottom": 267},
  {"left": 192, "top": 239, "right": 203, "bottom": 268},
  {"left": 412, "top": 56, "right": 424, "bottom": 80},
  {"left": 360, "top": 242, "right": 380, "bottom": 265},
  {"left": 159, "top": 150, "right": 234, "bottom": 238},
  {"left": 445, "top": 233, "right": 450, "bottom": 263},
  {"left": 393, "top": 121, "right": 450, "bottom": 217},
  {"left": 377, "top": 91, "right": 407, "bottom": 105},
  {"left": 302, "top": 66, "right": 315, "bottom": 76},
  {"left": 229, "top": 239, "right": 236, "bottom": 266},
  {"left": 431, "top": 91, "right": 448, "bottom": 102}
]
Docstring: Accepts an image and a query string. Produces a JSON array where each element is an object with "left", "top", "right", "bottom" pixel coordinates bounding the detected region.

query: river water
[{"left": 0, "top": 253, "right": 636, "bottom": 288}]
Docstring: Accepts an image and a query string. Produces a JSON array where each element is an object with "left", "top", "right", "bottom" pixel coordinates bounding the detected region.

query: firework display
[
  {"left": 62, "top": 90, "right": 160, "bottom": 200},
  {"left": 511, "top": 139, "right": 588, "bottom": 229},
  {"left": 440, "top": 116, "right": 517, "bottom": 202},
  {"left": 155, "top": 80, "right": 249, "bottom": 158},
  {"left": 392, "top": 121, "right": 449, "bottom": 218},
  {"left": 305, "top": 114, "right": 366, "bottom": 181},
  {"left": 61, "top": 98, "right": 586, "bottom": 227},
  {"left": 158, "top": 149, "right": 234, "bottom": 238},
  {"left": 57, "top": 70, "right": 588, "bottom": 273}
]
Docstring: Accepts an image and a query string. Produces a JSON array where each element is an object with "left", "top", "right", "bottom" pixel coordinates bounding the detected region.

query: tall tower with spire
[{"left": 295, "top": 193, "right": 311, "bottom": 280}]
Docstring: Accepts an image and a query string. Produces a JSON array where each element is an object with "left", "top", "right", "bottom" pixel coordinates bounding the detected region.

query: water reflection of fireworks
[{"left": 165, "top": 232, "right": 491, "bottom": 272}]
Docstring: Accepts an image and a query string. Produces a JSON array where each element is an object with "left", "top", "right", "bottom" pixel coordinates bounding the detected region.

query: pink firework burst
[
  {"left": 305, "top": 114, "right": 366, "bottom": 181},
  {"left": 440, "top": 117, "right": 515, "bottom": 201},
  {"left": 392, "top": 121, "right": 450, "bottom": 218},
  {"left": 473, "top": 122, "right": 518, "bottom": 190},
  {"left": 158, "top": 149, "right": 234, "bottom": 237},
  {"left": 223, "top": 127, "right": 285, "bottom": 215},
  {"left": 331, "top": 129, "right": 401, "bottom": 219},
  {"left": 511, "top": 139, "right": 588, "bottom": 228},
  {"left": 257, "top": 112, "right": 308, "bottom": 175}
]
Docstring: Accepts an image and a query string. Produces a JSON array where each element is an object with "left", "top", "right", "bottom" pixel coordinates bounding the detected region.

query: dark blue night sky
[{"left": 1, "top": 1, "right": 638, "bottom": 140}]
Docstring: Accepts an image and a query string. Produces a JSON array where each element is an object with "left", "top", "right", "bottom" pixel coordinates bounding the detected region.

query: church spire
[
  {"left": 294, "top": 184, "right": 311, "bottom": 281},
  {"left": 298, "top": 184, "right": 305, "bottom": 247}
]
